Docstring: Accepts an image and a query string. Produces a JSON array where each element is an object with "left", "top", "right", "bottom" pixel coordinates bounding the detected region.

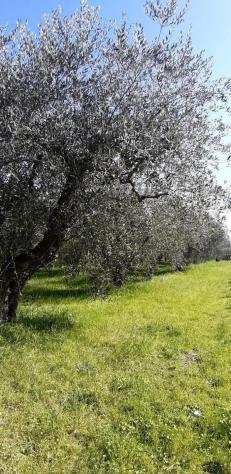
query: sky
[{"left": 0, "top": 0, "right": 231, "bottom": 231}]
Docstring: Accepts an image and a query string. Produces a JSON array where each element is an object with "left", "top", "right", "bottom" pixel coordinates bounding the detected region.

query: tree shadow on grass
[
  {"left": 34, "top": 269, "right": 89, "bottom": 288},
  {"left": 0, "top": 271, "right": 91, "bottom": 345},
  {"left": 24, "top": 265, "right": 175, "bottom": 308},
  {"left": 24, "top": 269, "right": 92, "bottom": 303},
  {"left": 24, "top": 286, "right": 92, "bottom": 303},
  {"left": 0, "top": 310, "right": 78, "bottom": 347},
  {"left": 20, "top": 311, "right": 76, "bottom": 332}
]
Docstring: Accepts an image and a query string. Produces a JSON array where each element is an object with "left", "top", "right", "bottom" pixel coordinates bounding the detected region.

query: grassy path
[{"left": 0, "top": 262, "right": 230, "bottom": 473}]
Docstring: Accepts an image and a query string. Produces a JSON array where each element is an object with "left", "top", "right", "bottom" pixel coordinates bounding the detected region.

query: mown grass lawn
[{"left": 0, "top": 262, "right": 230, "bottom": 473}]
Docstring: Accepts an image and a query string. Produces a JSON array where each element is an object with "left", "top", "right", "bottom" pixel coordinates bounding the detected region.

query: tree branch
[{"left": 122, "top": 176, "right": 168, "bottom": 202}]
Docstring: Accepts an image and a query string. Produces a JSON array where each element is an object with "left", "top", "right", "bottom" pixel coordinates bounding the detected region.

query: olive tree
[
  {"left": 148, "top": 199, "right": 226, "bottom": 269},
  {"left": 0, "top": 0, "right": 230, "bottom": 322},
  {"left": 59, "top": 187, "right": 226, "bottom": 290},
  {"left": 59, "top": 180, "right": 157, "bottom": 290}
]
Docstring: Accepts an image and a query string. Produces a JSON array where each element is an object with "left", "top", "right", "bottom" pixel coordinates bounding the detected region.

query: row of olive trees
[
  {"left": 0, "top": 0, "right": 230, "bottom": 322},
  {"left": 59, "top": 179, "right": 227, "bottom": 292}
]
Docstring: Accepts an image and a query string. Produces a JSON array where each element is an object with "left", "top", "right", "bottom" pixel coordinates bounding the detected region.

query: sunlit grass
[{"left": 0, "top": 261, "right": 230, "bottom": 472}]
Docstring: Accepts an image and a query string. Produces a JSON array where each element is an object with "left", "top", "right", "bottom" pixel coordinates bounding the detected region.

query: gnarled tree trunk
[
  {"left": 0, "top": 233, "right": 65, "bottom": 323},
  {"left": 0, "top": 258, "right": 29, "bottom": 323},
  {"left": 0, "top": 170, "right": 81, "bottom": 323}
]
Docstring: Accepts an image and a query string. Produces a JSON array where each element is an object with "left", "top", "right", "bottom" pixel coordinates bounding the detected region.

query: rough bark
[
  {"left": 0, "top": 170, "right": 82, "bottom": 323},
  {"left": 0, "top": 259, "right": 29, "bottom": 323}
]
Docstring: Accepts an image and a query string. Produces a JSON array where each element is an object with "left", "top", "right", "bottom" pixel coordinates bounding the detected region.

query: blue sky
[
  {"left": 1, "top": 0, "right": 231, "bottom": 79},
  {"left": 1, "top": 0, "right": 231, "bottom": 228},
  {"left": 0, "top": 0, "right": 231, "bottom": 76}
]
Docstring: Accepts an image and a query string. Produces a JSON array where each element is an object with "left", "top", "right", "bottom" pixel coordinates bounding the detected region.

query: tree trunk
[
  {"left": 0, "top": 258, "right": 29, "bottom": 323},
  {"left": 0, "top": 244, "right": 59, "bottom": 323},
  {"left": 0, "top": 278, "right": 22, "bottom": 323},
  {"left": 0, "top": 233, "right": 64, "bottom": 323},
  {"left": 0, "top": 220, "right": 73, "bottom": 324},
  {"left": 0, "top": 167, "right": 87, "bottom": 323}
]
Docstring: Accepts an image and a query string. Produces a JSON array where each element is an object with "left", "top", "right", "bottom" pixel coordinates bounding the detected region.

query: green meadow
[{"left": 0, "top": 261, "right": 230, "bottom": 473}]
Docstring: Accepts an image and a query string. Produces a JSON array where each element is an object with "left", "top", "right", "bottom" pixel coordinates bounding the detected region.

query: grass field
[{"left": 0, "top": 262, "right": 230, "bottom": 473}]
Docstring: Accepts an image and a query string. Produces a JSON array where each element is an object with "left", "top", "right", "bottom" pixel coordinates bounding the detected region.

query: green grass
[{"left": 0, "top": 262, "right": 230, "bottom": 473}]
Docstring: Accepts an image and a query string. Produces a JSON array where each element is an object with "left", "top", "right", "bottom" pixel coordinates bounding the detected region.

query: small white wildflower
[{"left": 189, "top": 407, "right": 202, "bottom": 418}]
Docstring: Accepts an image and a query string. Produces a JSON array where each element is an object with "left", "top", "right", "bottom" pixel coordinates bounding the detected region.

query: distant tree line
[{"left": 59, "top": 179, "right": 230, "bottom": 292}]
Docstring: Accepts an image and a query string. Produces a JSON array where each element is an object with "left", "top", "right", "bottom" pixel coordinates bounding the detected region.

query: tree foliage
[{"left": 59, "top": 183, "right": 227, "bottom": 291}]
